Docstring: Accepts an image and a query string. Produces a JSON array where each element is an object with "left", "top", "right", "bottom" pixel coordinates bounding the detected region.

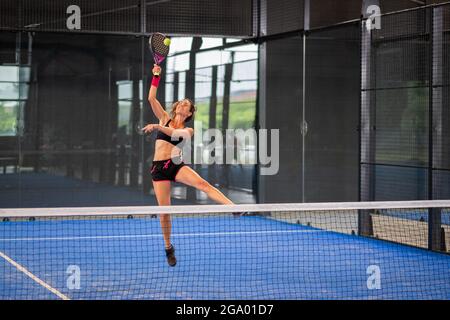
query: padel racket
[{"left": 149, "top": 33, "right": 170, "bottom": 77}]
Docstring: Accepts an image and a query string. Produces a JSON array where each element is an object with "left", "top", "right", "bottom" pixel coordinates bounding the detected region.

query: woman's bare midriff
[{"left": 153, "top": 140, "right": 182, "bottom": 161}]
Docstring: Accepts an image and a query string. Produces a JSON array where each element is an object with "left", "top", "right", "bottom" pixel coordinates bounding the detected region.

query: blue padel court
[{"left": 1, "top": 215, "right": 449, "bottom": 300}]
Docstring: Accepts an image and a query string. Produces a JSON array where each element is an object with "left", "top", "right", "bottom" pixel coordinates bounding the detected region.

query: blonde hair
[{"left": 170, "top": 98, "right": 196, "bottom": 123}]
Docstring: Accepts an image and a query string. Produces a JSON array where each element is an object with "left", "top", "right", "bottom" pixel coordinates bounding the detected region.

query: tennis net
[{"left": 0, "top": 201, "right": 449, "bottom": 300}]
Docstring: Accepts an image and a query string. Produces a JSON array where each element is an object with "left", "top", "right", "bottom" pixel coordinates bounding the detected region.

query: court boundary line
[
  {"left": 0, "top": 251, "right": 70, "bottom": 300},
  {"left": 0, "top": 229, "right": 322, "bottom": 242}
]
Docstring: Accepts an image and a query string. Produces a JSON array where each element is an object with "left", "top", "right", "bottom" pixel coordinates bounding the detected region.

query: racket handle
[{"left": 152, "top": 63, "right": 162, "bottom": 77}]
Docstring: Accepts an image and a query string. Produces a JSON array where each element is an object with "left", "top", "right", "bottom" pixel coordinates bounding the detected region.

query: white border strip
[
  {"left": 1, "top": 200, "right": 450, "bottom": 218},
  {"left": 0, "top": 251, "right": 70, "bottom": 300}
]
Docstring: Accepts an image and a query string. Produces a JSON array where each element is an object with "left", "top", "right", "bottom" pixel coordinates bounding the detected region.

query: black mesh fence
[
  {"left": 260, "top": 3, "right": 450, "bottom": 204},
  {"left": 2, "top": 2, "right": 450, "bottom": 207},
  {"left": 1, "top": 0, "right": 140, "bottom": 33},
  {"left": 0, "top": 32, "right": 151, "bottom": 208},
  {"left": 257, "top": 35, "right": 304, "bottom": 203},
  {"left": 0, "top": 0, "right": 18, "bottom": 30},
  {"left": 432, "top": 4, "right": 450, "bottom": 199},
  {"left": 361, "top": 3, "right": 450, "bottom": 201},
  {"left": 0, "top": 30, "right": 259, "bottom": 207},
  {"left": 259, "top": 0, "right": 304, "bottom": 36},
  {"left": 304, "top": 23, "right": 360, "bottom": 202},
  {"left": 309, "top": 0, "right": 361, "bottom": 29},
  {"left": 0, "top": 0, "right": 254, "bottom": 37},
  {"left": 146, "top": 0, "right": 253, "bottom": 37}
]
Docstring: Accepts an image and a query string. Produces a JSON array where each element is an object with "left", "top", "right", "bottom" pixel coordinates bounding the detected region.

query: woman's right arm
[{"left": 148, "top": 65, "right": 169, "bottom": 121}]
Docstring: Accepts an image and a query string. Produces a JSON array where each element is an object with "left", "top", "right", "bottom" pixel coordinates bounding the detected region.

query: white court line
[
  {"left": 0, "top": 229, "right": 322, "bottom": 242},
  {"left": 0, "top": 251, "right": 70, "bottom": 300}
]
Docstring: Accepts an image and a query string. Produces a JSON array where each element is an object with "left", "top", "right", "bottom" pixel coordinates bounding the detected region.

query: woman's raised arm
[{"left": 148, "top": 64, "right": 169, "bottom": 121}]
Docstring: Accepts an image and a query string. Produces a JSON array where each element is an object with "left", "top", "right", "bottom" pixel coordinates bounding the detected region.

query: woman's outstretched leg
[
  {"left": 152, "top": 180, "right": 177, "bottom": 266},
  {"left": 174, "top": 166, "right": 234, "bottom": 205}
]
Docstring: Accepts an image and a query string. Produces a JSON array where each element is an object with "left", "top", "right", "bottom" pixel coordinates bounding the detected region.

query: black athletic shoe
[
  {"left": 165, "top": 244, "right": 177, "bottom": 267},
  {"left": 232, "top": 212, "right": 242, "bottom": 218},
  {"left": 232, "top": 212, "right": 251, "bottom": 218}
]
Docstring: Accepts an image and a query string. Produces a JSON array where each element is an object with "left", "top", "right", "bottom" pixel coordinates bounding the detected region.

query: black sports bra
[{"left": 156, "top": 119, "right": 184, "bottom": 146}]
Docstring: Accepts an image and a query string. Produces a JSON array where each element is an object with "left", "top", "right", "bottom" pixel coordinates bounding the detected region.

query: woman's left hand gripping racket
[{"left": 149, "top": 33, "right": 171, "bottom": 77}]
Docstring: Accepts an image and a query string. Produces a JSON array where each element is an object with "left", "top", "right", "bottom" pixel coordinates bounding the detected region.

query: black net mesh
[
  {"left": 361, "top": 7, "right": 434, "bottom": 201},
  {"left": 372, "top": 11, "right": 430, "bottom": 89},
  {"left": 0, "top": 202, "right": 449, "bottom": 299},
  {"left": 310, "top": 0, "right": 361, "bottom": 29},
  {"left": 432, "top": 4, "right": 450, "bottom": 199},
  {"left": 259, "top": 35, "right": 303, "bottom": 203},
  {"left": 0, "top": 32, "right": 151, "bottom": 208},
  {"left": 433, "top": 171, "right": 450, "bottom": 200},
  {"left": 260, "top": 0, "right": 304, "bottom": 36},
  {"left": 0, "top": 0, "right": 18, "bottom": 30},
  {"left": 0, "top": 32, "right": 16, "bottom": 63},
  {"left": 374, "top": 88, "right": 429, "bottom": 167},
  {"left": 146, "top": 0, "right": 254, "bottom": 37},
  {"left": 304, "top": 23, "right": 360, "bottom": 202},
  {"left": 378, "top": 0, "right": 414, "bottom": 12},
  {"left": 373, "top": 7, "right": 430, "bottom": 41},
  {"left": 374, "top": 38, "right": 430, "bottom": 89},
  {"left": 20, "top": 0, "right": 140, "bottom": 33},
  {"left": 1, "top": 0, "right": 254, "bottom": 37}
]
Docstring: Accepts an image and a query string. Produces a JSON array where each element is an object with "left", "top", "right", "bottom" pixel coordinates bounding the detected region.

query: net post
[
  {"left": 358, "top": 209, "right": 373, "bottom": 237},
  {"left": 360, "top": 13, "right": 375, "bottom": 204},
  {"left": 426, "top": 5, "right": 443, "bottom": 253},
  {"left": 428, "top": 207, "right": 442, "bottom": 251}
]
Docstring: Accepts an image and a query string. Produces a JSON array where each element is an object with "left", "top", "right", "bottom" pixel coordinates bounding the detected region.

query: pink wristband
[{"left": 151, "top": 76, "right": 161, "bottom": 88}]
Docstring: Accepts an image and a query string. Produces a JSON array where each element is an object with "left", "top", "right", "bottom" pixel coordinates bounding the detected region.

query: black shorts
[{"left": 151, "top": 156, "right": 186, "bottom": 182}]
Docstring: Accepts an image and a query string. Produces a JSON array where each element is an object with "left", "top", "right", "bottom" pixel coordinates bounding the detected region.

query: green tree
[{"left": 0, "top": 102, "right": 17, "bottom": 136}]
